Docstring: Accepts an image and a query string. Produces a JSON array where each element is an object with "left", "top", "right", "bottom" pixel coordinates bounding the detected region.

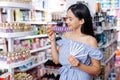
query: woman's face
[{"left": 66, "top": 9, "right": 83, "bottom": 30}]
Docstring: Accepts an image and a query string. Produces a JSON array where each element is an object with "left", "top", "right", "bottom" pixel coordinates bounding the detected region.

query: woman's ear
[{"left": 79, "top": 19, "right": 84, "bottom": 25}]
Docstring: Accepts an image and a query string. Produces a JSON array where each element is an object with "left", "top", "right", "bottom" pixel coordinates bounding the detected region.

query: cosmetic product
[{"left": 52, "top": 26, "right": 73, "bottom": 32}]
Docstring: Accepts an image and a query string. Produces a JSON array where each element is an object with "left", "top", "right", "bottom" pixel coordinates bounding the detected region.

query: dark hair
[{"left": 67, "top": 3, "right": 95, "bottom": 37}]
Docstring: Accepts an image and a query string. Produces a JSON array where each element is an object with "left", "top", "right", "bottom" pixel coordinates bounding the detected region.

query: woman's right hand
[{"left": 47, "top": 26, "right": 56, "bottom": 42}]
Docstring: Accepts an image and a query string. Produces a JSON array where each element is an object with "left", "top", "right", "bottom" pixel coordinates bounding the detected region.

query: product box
[{"left": 0, "top": 72, "right": 10, "bottom": 80}]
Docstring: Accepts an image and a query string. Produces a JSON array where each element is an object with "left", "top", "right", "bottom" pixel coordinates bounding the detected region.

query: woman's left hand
[{"left": 68, "top": 55, "right": 80, "bottom": 67}]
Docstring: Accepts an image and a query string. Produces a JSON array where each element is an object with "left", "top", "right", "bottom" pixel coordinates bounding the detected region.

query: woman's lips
[{"left": 67, "top": 25, "right": 71, "bottom": 27}]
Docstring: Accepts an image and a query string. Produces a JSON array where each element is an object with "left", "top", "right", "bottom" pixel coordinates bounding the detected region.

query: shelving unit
[
  {"left": 96, "top": 0, "right": 120, "bottom": 9},
  {"left": 0, "top": 57, "right": 34, "bottom": 69},
  {"left": 0, "top": 56, "right": 34, "bottom": 80},
  {"left": 31, "top": 0, "right": 47, "bottom": 22},
  {"left": 0, "top": 1, "right": 35, "bottom": 80},
  {"left": 0, "top": 2, "right": 32, "bottom": 9},
  {"left": 1, "top": 1, "right": 53, "bottom": 80},
  {"left": 0, "top": 1, "right": 33, "bottom": 52},
  {"left": 100, "top": 38, "right": 116, "bottom": 48},
  {"left": 30, "top": 45, "right": 51, "bottom": 53},
  {"left": 0, "top": 0, "right": 64, "bottom": 80},
  {"left": 104, "top": 51, "right": 116, "bottom": 64},
  {"left": 94, "top": 31, "right": 117, "bottom": 80},
  {"left": 0, "top": 2, "right": 32, "bottom": 23},
  {"left": 96, "top": 0, "right": 120, "bottom": 20},
  {"left": 94, "top": 12, "right": 117, "bottom": 79},
  {"left": 102, "top": 37, "right": 116, "bottom": 80},
  {"left": 27, "top": 21, "right": 47, "bottom": 25},
  {"left": 15, "top": 58, "right": 48, "bottom": 72},
  {"left": 0, "top": 31, "right": 34, "bottom": 38},
  {"left": 15, "top": 34, "right": 48, "bottom": 40},
  {"left": 0, "top": 1, "right": 46, "bottom": 80}
]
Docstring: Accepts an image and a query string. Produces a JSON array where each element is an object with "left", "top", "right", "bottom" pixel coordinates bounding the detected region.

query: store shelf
[
  {"left": 0, "top": 2, "right": 32, "bottom": 9},
  {"left": 30, "top": 45, "right": 51, "bottom": 53},
  {"left": 14, "top": 21, "right": 47, "bottom": 25},
  {"left": 44, "top": 68, "right": 58, "bottom": 72},
  {"left": 98, "top": 42, "right": 103, "bottom": 47},
  {"left": 15, "top": 34, "right": 48, "bottom": 40},
  {"left": 100, "top": 38, "right": 116, "bottom": 48},
  {"left": 105, "top": 67, "right": 115, "bottom": 80},
  {"left": 102, "top": 27, "right": 117, "bottom": 30},
  {"left": 101, "top": 51, "right": 116, "bottom": 65},
  {"left": 94, "top": 27, "right": 116, "bottom": 34},
  {"left": 47, "top": 22, "right": 57, "bottom": 24},
  {"left": 15, "top": 59, "right": 48, "bottom": 72},
  {"left": 34, "top": 8, "right": 46, "bottom": 11},
  {"left": 102, "top": 7, "right": 120, "bottom": 10},
  {"left": 105, "top": 51, "right": 116, "bottom": 64},
  {"left": 94, "top": 30, "right": 103, "bottom": 34},
  {"left": 0, "top": 31, "right": 34, "bottom": 38},
  {"left": 27, "top": 21, "right": 47, "bottom": 25},
  {"left": 0, "top": 57, "right": 34, "bottom": 69},
  {"left": 0, "top": 72, "right": 11, "bottom": 78}
]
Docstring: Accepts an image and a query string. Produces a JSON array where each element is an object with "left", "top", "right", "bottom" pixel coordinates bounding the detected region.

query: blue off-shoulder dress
[{"left": 56, "top": 37, "right": 103, "bottom": 80}]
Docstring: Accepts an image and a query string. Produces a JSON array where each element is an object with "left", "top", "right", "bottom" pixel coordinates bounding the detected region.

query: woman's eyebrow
[{"left": 67, "top": 16, "right": 72, "bottom": 19}]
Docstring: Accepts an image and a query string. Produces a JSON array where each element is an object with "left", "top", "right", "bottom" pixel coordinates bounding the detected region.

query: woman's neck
[{"left": 71, "top": 29, "right": 85, "bottom": 37}]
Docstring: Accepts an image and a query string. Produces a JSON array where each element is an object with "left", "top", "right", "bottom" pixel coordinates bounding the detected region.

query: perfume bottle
[{"left": 52, "top": 26, "right": 73, "bottom": 32}]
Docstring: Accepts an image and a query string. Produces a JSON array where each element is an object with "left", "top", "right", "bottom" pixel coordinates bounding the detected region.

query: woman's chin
[
  {"left": 69, "top": 28, "right": 74, "bottom": 30},
  {"left": 68, "top": 27, "right": 72, "bottom": 30}
]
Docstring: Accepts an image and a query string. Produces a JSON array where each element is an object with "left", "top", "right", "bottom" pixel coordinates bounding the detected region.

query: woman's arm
[
  {"left": 68, "top": 36, "right": 102, "bottom": 75},
  {"left": 78, "top": 58, "right": 101, "bottom": 75},
  {"left": 78, "top": 36, "right": 101, "bottom": 75},
  {"left": 68, "top": 55, "right": 101, "bottom": 75},
  {"left": 51, "top": 41, "right": 60, "bottom": 64},
  {"left": 47, "top": 27, "right": 60, "bottom": 64}
]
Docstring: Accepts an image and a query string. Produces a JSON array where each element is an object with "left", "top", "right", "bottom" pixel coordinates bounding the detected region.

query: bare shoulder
[{"left": 86, "top": 35, "right": 98, "bottom": 48}]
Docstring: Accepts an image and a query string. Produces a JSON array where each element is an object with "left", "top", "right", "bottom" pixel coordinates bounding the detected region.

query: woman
[{"left": 47, "top": 2, "right": 103, "bottom": 80}]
